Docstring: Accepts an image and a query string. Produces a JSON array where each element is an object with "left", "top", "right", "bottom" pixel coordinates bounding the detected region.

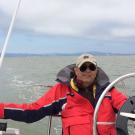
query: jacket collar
[{"left": 56, "top": 64, "right": 110, "bottom": 88}]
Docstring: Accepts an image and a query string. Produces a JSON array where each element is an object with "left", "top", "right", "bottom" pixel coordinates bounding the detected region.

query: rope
[{"left": 0, "top": 0, "right": 21, "bottom": 68}]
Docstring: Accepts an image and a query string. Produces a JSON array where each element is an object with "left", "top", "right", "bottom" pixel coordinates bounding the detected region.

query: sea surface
[{"left": 0, "top": 55, "right": 135, "bottom": 135}]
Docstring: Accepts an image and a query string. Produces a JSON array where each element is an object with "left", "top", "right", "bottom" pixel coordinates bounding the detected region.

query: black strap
[{"left": 0, "top": 122, "right": 7, "bottom": 131}]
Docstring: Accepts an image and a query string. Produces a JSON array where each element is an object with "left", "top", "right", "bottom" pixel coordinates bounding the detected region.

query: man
[{"left": 0, "top": 53, "right": 127, "bottom": 135}]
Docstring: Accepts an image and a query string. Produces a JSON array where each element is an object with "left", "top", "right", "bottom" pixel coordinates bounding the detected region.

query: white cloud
[
  {"left": 0, "top": 0, "right": 135, "bottom": 39},
  {"left": 112, "top": 28, "right": 135, "bottom": 38}
]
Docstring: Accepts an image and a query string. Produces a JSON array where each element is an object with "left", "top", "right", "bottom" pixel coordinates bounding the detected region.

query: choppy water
[{"left": 0, "top": 55, "right": 135, "bottom": 135}]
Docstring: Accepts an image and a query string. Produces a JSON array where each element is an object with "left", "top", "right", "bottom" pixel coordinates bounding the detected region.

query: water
[{"left": 0, "top": 55, "right": 135, "bottom": 135}]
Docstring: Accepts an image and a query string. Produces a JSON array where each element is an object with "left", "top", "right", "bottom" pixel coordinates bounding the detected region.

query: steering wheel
[{"left": 93, "top": 73, "right": 135, "bottom": 135}]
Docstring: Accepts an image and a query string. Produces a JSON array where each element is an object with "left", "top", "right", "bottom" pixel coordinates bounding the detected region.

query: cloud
[
  {"left": 112, "top": 27, "right": 135, "bottom": 38},
  {"left": 0, "top": 0, "right": 135, "bottom": 40}
]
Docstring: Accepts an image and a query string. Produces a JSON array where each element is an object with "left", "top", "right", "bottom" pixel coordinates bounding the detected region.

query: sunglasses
[{"left": 79, "top": 63, "right": 97, "bottom": 72}]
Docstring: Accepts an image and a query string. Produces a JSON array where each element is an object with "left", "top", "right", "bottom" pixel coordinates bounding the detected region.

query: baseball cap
[{"left": 76, "top": 54, "right": 97, "bottom": 68}]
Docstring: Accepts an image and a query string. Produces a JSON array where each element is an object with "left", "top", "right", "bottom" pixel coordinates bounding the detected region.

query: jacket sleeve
[
  {"left": 111, "top": 87, "right": 128, "bottom": 111},
  {"left": 0, "top": 83, "right": 67, "bottom": 123}
]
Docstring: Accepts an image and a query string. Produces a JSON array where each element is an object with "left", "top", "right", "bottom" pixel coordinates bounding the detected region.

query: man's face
[{"left": 74, "top": 62, "right": 97, "bottom": 86}]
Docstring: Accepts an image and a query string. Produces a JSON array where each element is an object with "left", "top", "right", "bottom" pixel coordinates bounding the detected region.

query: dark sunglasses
[{"left": 79, "top": 63, "right": 97, "bottom": 72}]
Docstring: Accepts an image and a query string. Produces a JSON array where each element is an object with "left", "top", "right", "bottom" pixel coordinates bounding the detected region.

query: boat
[{"left": 1, "top": 0, "right": 135, "bottom": 135}]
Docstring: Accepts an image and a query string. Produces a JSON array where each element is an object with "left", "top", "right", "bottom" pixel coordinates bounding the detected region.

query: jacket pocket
[{"left": 65, "top": 123, "right": 92, "bottom": 135}]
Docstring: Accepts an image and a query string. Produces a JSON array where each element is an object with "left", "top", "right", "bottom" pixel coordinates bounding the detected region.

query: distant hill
[{"left": 5, "top": 52, "right": 135, "bottom": 57}]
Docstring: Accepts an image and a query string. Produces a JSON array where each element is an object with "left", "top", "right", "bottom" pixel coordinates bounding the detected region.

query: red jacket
[{"left": 0, "top": 65, "right": 127, "bottom": 135}]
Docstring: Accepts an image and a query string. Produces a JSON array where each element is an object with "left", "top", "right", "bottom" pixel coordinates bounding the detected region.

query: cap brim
[{"left": 77, "top": 60, "right": 96, "bottom": 68}]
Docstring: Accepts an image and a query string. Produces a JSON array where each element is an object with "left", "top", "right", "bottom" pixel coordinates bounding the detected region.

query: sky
[{"left": 0, "top": 0, "right": 135, "bottom": 54}]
